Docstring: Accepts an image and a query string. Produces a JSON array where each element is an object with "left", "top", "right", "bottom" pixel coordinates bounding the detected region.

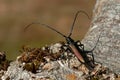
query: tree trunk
[{"left": 82, "top": 0, "right": 120, "bottom": 73}]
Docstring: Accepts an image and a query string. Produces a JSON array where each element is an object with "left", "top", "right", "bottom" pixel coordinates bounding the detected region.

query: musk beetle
[{"left": 24, "top": 11, "right": 101, "bottom": 70}]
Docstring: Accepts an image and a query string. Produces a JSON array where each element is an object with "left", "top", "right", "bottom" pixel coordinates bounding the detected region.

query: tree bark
[{"left": 82, "top": 0, "right": 120, "bottom": 73}]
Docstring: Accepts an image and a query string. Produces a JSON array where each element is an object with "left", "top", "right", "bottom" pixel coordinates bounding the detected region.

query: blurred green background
[{"left": 0, "top": 0, "right": 95, "bottom": 60}]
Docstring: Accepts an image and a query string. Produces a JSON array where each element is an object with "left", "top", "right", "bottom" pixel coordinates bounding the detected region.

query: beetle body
[
  {"left": 65, "top": 37, "right": 95, "bottom": 70},
  {"left": 65, "top": 37, "right": 85, "bottom": 63}
]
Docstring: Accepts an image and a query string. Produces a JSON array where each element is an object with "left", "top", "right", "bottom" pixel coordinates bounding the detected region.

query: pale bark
[{"left": 82, "top": 0, "right": 120, "bottom": 73}]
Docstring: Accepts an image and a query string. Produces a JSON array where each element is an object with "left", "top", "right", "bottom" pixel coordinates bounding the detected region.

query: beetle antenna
[
  {"left": 91, "top": 30, "right": 102, "bottom": 52},
  {"left": 68, "top": 10, "right": 91, "bottom": 37},
  {"left": 24, "top": 22, "right": 67, "bottom": 38}
]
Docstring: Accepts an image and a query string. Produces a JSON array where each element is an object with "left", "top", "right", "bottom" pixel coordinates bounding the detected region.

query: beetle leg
[
  {"left": 84, "top": 51, "right": 95, "bottom": 64},
  {"left": 90, "top": 52, "right": 95, "bottom": 64},
  {"left": 75, "top": 40, "right": 85, "bottom": 51},
  {"left": 75, "top": 40, "right": 83, "bottom": 46},
  {"left": 60, "top": 44, "right": 73, "bottom": 60},
  {"left": 61, "top": 44, "right": 69, "bottom": 51}
]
